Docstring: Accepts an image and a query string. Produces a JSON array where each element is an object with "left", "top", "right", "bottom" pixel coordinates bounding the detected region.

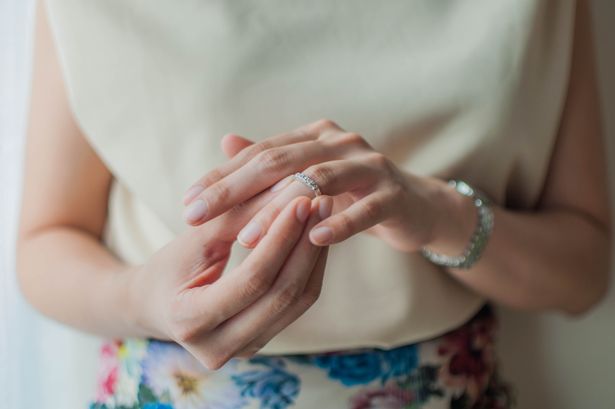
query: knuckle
[
  {"left": 388, "top": 182, "right": 406, "bottom": 201},
  {"left": 336, "top": 211, "right": 355, "bottom": 235},
  {"left": 271, "top": 283, "right": 303, "bottom": 314},
  {"left": 227, "top": 199, "right": 251, "bottom": 218},
  {"left": 289, "top": 126, "right": 310, "bottom": 140},
  {"left": 305, "top": 165, "right": 334, "bottom": 188},
  {"left": 241, "top": 268, "right": 271, "bottom": 299},
  {"left": 186, "top": 253, "right": 210, "bottom": 279},
  {"left": 300, "top": 286, "right": 321, "bottom": 308},
  {"left": 314, "top": 118, "right": 341, "bottom": 130},
  {"left": 332, "top": 131, "right": 369, "bottom": 150},
  {"left": 202, "top": 351, "right": 228, "bottom": 371},
  {"left": 359, "top": 199, "right": 382, "bottom": 221},
  {"left": 168, "top": 319, "right": 200, "bottom": 343},
  {"left": 210, "top": 182, "right": 231, "bottom": 206},
  {"left": 367, "top": 152, "right": 391, "bottom": 169},
  {"left": 202, "top": 168, "right": 224, "bottom": 187},
  {"left": 256, "top": 148, "right": 290, "bottom": 173},
  {"left": 242, "top": 141, "right": 271, "bottom": 159}
]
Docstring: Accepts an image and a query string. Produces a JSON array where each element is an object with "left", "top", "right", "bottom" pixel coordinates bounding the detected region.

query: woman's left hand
[{"left": 182, "top": 118, "right": 468, "bottom": 253}]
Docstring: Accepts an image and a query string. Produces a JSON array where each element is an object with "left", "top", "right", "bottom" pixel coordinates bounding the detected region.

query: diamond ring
[{"left": 293, "top": 172, "right": 322, "bottom": 197}]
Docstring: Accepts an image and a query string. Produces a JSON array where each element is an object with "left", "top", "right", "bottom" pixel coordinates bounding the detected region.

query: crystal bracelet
[{"left": 420, "top": 179, "right": 494, "bottom": 269}]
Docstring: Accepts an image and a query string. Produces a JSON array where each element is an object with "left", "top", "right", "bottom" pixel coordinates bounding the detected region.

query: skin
[{"left": 16, "top": 0, "right": 611, "bottom": 371}]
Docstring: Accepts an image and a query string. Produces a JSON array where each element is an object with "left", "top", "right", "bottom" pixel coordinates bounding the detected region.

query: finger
[
  {"left": 310, "top": 189, "right": 396, "bottom": 246},
  {"left": 178, "top": 177, "right": 302, "bottom": 290},
  {"left": 183, "top": 139, "right": 340, "bottom": 225},
  {"left": 221, "top": 133, "right": 254, "bottom": 159},
  {"left": 182, "top": 126, "right": 319, "bottom": 205},
  {"left": 236, "top": 181, "right": 317, "bottom": 248},
  {"left": 235, "top": 160, "right": 380, "bottom": 248},
  {"left": 172, "top": 196, "right": 312, "bottom": 339},
  {"left": 202, "top": 197, "right": 331, "bottom": 367},
  {"left": 182, "top": 119, "right": 345, "bottom": 206},
  {"left": 190, "top": 175, "right": 282, "bottom": 243},
  {"left": 221, "top": 124, "right": 320, "bottom": 176},
  {"left": 235, "top": 245, "right": 329, "bottom": 359},
  {"left": 237, "top": 175, "right": 336, "bottom": 250},
  {"left": 182, "top": 134, "right": 254, "bottom": 204}
]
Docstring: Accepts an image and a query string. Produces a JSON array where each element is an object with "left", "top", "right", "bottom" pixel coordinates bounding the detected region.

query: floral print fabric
[{"left": 89, "top": 304, "right": 513, "bottom": 409}]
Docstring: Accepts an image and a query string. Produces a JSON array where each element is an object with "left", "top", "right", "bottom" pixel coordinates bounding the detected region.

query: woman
[{"left": 17, "top": 0, "right": 610, "bottom": 408}]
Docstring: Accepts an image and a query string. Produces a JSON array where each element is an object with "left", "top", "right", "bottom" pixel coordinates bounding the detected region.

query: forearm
[
  {"left": 425, "top": 177, "right": 611, "bottom": 315},
  {"left": 16, "top": 225, "right": 153, "bottom": 339}
]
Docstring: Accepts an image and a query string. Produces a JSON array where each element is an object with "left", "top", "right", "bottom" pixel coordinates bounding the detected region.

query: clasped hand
[{"left": 131, "top": 118, "right": 445, "bottom": 370}]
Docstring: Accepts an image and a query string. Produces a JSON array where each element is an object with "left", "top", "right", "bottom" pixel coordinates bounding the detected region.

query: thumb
[{"left": 221, "top": 133, "right": 255, "bottom": 158}]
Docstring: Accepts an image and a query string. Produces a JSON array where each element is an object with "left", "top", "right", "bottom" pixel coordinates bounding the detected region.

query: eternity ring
[{"left": 293, "top": 172, "right": 322, "bottom": 197}]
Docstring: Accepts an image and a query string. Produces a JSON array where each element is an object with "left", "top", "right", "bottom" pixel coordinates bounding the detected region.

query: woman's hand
[
  {"left": 129, "top": 193, "right": 332, "bottom": 369},
  {"left": 182, "top": 118, "right": 470, "bottom": 253}
]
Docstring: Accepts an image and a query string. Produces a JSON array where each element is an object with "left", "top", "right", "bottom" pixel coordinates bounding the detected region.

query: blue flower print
[
  {"left": 289, "top": 344, "right": 419, "bottom": 387},
  {"left": 231, "top": 357, "right": 300, "bottom": 409},
  {"left": 379, "top": 344, "right": 419, "bottom": 383},
  {"left": 311, "top": 351, "right": 383, "bottom": 386},
  {"left": 143, "top": 404, "right": 174, "bottom": 409}
]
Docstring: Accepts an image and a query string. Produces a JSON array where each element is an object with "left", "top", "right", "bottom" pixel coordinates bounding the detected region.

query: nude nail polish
[
  {"left": 238, "top": 221, "right": 261, "bottom": 245},
  {"left": 310, "top": 226, "right": 333, "bottom": 244},
  {"left": 183, "top": 199, "right": 208, "bottom": 223}
]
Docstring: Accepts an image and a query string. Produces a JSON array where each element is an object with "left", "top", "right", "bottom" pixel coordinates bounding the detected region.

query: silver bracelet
[{"left": 420, "top": 179, "right": 494, "bottom": 269}]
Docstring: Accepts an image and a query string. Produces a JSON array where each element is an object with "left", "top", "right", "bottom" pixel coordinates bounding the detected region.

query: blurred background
[{"left": 1, "top": 1, "right": 613, "bottom": 408}]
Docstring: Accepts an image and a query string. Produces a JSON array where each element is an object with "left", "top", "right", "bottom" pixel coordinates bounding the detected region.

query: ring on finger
[{"left": 293, "top": 172, "right": 322, "bottom": 197}]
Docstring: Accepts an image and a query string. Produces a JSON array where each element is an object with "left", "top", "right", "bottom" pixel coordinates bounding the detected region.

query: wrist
[
  {"left": 117, "top": 264, "right": 167, "bottom": 339},
  {"left": 423, "top": 177, "right": 478, "bottom": 256}
]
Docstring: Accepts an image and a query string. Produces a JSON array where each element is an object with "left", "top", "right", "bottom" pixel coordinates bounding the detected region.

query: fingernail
[
  {"left": 296, "top": 200, "right": 310, "bottom": 222},
  {"left": 271, "top": 176, "right": 290, "bottom": 192},
  {"left": 310, "top": 226, "right": 333, "bottom": 244},
  {"left": 183, "top": 199, "right": 208, "bottom": 223},
  {"left": 183, "top": 185, "right": 205, "bottom": 204},
  {"left": 238, "top": 221, "right": 262, "bottom": 245},
  {"left": 318, "top": 197, "right": 333, "bottom": 219}
]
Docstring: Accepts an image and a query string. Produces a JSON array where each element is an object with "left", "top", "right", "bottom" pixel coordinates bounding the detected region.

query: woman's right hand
[{"left": 127, "top": 193, "right": 332, "bottom": 370}]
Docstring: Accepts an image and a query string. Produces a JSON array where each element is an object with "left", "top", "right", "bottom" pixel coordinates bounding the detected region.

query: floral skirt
[{"left": 89, "top": 304, "right": 514, "bottom": 409}]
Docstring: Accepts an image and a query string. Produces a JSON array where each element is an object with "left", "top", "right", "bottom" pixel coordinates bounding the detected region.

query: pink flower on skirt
[
  {"left": 95, "top": 340, "right": 121, "bottom": 402},
  {"left": 349, "top": 382, "right": 414, "bottom": 409}
]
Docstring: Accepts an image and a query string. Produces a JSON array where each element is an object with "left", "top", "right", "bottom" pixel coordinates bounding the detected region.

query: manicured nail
[
  {"left": 271, "top": 176, "right": 290, "bottom": 192},
  {"left": 183, "top": 199, "right": 208, "bottom": 223},
  {"left": 296, "top": 200, "right": 310, "bottom": 222},
  {"left": 318, "top": 197, "right": 333, "bottom": 219},
  {"left": 238, "top": 221, "right": 262, "bottom": 246},
  {"left": 183, "top": 185, "right": 204, "bottom": 204},
  {"left": 310, "top": 226, "right": 333, "bottom": 244}
]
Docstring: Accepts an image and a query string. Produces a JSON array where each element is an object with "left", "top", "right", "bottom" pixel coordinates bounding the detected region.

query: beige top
[{"left": 46, "top": 0, "right": 575, "bottom": 354}]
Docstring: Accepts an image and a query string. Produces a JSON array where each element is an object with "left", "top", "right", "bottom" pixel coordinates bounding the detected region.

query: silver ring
[{"left": 293, "top": 172, "right": 322, "bottom": 197}]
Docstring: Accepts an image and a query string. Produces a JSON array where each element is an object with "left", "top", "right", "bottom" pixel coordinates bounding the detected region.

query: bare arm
[
  {"left": 17, "top": 3, "right": 332, "bottom": 368},
  {"left": 15, "top": 1, "right": 143, "bottom": 337},
  {"left": 428, "top": 0, "right": 611, "bottom": 315}
]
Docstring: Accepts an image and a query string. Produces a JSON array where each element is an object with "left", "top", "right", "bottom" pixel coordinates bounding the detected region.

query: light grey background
[{"left": 1, "top": 1, "right": 613, "bottom": 408}]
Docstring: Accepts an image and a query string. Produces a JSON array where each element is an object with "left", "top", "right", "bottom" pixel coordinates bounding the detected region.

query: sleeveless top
[{"left": 45, "top": 0, "right": 575, "bottom": 354}]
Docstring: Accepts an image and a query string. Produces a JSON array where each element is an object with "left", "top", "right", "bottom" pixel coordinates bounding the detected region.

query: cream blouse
[{"left": 45, "top": 0, "right": 575, "bottom": 354}]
